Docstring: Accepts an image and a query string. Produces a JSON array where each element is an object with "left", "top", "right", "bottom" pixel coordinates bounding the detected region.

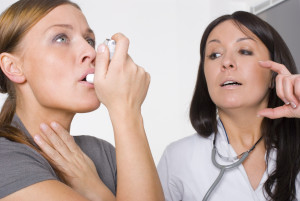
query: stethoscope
[{"left": 202, "top": 123, "right": 263, "bottom": 201}]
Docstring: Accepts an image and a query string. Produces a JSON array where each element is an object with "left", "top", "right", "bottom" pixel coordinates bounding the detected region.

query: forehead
[
  {"left": 30, "top": 4, "right": 89, "bottom": 33},
  {"left": 207, "top": 20, "right": 257, "bottom": 43}
]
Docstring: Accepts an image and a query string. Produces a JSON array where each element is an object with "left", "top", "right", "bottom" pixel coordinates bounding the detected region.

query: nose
[
  {"left": 221, "top": 53, "right": 236, "bottom": 71},
  {"left": 223, "top": 64, "right": 235, "bottom": 69},
  {"left": 79, "top": 41, "right": 96, "bottom": 65}
]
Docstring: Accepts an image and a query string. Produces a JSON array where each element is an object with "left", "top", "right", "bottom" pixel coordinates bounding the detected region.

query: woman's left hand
[
  {"left": 258, "top": 60, "right": 300, "bottom": 119},
  {"left": 34, "top": 122, "right": 115, "bottom": 201}
]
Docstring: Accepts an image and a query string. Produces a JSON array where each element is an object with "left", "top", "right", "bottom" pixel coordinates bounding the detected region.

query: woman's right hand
[{"left": 93, "top": 33, "right": 150, "bottom": 116}]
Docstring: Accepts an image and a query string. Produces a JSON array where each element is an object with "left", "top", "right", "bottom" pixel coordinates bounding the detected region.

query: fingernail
[
  {"left": 34, "top": 135, "right": 42, "bottom": 144},
  {"left": 258, "top": 60, "right": 266, "bottom": 64},
  {"left": 283, "top": 98, "right": 290, "bottom": 105},
  {"left": 290, "top": 102, "right": 297, "bottom": 109},
  {"left": 51, "top": 122, "right": 58, "bottom": 128},
  {"left": 256, "top": 114, "right": 261, "bottom": 118},
  {"left": 40, "top": 123, "right": 47, "bottom": 131},
  {"left": 97, "top": 44, "right": 105, "bottom": 53}
]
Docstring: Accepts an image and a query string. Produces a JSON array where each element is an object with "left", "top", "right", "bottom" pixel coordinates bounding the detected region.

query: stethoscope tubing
[{"left": 202, "top": 147, "right": 249, "bottom": 201}]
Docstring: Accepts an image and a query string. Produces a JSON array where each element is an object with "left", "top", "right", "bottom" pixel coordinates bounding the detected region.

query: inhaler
[{"left": 86, "top": 39, "right": 116, "bottom": 83}]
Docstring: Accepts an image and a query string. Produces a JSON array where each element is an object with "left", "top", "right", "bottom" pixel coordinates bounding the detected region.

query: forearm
[
  {"left": 110, "top": 109, "right": 164, "bottom": 201},
  {"left": 82, "top": 181, "right": 115, "bottom": 201}
]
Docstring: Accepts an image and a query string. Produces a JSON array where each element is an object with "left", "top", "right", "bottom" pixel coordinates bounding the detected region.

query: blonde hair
[{"left": 0, "top": 0, "right": 81, "bottom": 182}]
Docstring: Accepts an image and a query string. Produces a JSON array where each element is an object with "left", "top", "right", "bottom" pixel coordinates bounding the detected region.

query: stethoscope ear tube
[{"left": 202, "top": 147, "right": 249, "bottom": 201}]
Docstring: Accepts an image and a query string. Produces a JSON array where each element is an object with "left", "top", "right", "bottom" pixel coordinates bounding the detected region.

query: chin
[
  {"left": 75, "top": 101, "right": 101, "bottom": 113},
  {"left": 215, "top": 100, "right": 243, "bottom": 110}
]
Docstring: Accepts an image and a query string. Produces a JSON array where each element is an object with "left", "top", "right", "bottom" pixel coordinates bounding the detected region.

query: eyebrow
[
  {"left": 46, "top": 24, "right": 94, "bottom": 35},
  {"left": 207, "top": 39, "right": 220, "bottom": 44},
  {"left": 207, "top": 37, "right": 256, "bottom": 44},
  {"left": 236, "top": 37, "right": 256, "bottom": 42}
]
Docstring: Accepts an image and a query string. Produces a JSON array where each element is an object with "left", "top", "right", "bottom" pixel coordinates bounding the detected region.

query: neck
[
  {"left": 16, "top": 103, "right": 75, "bottom": 139},
  {"left": 218, "top": 107, "right": 264, "bottom": 148}
]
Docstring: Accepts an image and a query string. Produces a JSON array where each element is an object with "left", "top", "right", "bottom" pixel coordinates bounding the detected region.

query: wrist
[{"left": 108, "top": 106, "right": 142, "bottom": 123}]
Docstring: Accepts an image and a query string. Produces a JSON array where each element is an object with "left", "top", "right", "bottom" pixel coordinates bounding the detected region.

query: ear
[{"left": 0, "top": 53, "right": 26, "bottom": 84}]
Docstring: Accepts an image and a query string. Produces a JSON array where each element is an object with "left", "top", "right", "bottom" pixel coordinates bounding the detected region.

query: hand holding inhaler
[
  {"left": 86, "top": 39, "right": 116, "bottom": 83},
  {"left": 93, "top": 34, "right": 163, "bottom": 201},
  {"left": 93, "top": 33, "right": 150, "bottom": 115}
]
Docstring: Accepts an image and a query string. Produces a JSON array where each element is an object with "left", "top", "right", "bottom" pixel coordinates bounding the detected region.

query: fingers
[
  {"left": 260, "top": 60, "right": 299, "bottom": 108},
  {"left": 50, "top": 122, "right": 78, "bottom": 153},
  {"left": 111, "top": 33, "right": 129, "bottom": 62},
  {"left": 95, "top": 44, "right": 110, "bottom": 79},
  {"left": 258, "top": 60, "right": 291, "bottom": 75},
  {"left": 295, "top": 76, "right": 300, "bottom": 101},
  {"left": 34, "top": 122, "right": 76, "bottom": 162},
  {"left": 275, "top": 73, "right": 298, "bottom": 108},
  {"left": 282, "top": 75, "right": 299, "bottom": 108},
  {"left": 34, "top": 134, "right": 66, "bottom": 167},
  {"left": 258, "top": 105, "right": 295, "bottom": 119},
  {"left": 94, "top": 33, "right": 150, "bottom": 113},
  {"left": 95, "top": 33, "right": 130, "bottom": 80}
]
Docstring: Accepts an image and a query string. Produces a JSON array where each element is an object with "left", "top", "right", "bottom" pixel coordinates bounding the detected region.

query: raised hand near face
[
  {"left": 93, "top": 33, "right": 150, "bottom": 116},
  {"left": 258, "top": 60, "right": 300, "bottom": 119}
]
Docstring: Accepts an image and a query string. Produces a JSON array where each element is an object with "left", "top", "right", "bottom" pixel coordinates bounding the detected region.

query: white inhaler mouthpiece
[{"left": 86, "top": 39, "right": 116, "bottom": 83}]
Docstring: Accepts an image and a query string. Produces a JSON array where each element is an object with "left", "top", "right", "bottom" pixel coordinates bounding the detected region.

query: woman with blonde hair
[{"left": 0, "top": 0, "right": 164, "bottom": 200}]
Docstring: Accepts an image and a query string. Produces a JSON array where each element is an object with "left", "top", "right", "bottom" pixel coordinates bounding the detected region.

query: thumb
[{"left": 95, "top": 44, "right": 110, "bottom": 79}]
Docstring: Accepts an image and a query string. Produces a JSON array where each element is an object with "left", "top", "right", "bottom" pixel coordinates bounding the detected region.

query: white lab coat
[{"left": 157, "top": 120, "right": 300, "bottom": 201}]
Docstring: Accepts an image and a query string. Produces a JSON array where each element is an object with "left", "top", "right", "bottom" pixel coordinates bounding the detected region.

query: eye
[
  {"left": 53, "top": 34, "right": 69, "bottom": 44},
  {"left": 86, "top": 38, "right": 95, "bottom": 48},
  {"left": 208, "top": 52, "right": 221, "bottom": 60},
  {"left": 239, "top": 49, "right": 253, "bottom": 55}
]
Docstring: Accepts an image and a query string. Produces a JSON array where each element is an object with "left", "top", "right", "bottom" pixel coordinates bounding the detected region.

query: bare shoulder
[{"left": 1, "top": 180, "right": 89, "bottom": 201}]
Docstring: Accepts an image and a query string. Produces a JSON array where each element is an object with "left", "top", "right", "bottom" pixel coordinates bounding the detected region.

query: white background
[{"left": 0, "top": 0, "right": 261, "bottom": 163}]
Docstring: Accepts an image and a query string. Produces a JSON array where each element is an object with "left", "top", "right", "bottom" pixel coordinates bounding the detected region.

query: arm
[
  {"left": 2, "top": 180, "right": 91, "bottom": 201},
  {"left": 94, "top": 33, "right": 164, "bottom": 201}
]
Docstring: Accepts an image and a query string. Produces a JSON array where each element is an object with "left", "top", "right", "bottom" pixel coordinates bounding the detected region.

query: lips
[
  {"left": 220, "top": 80, "right": 242, "bottom": 87},
  {"left": 80, "top": 68, "right": 95, "bottom": 82}
]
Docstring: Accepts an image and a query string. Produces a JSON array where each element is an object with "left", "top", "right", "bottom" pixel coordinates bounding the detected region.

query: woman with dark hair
[
  {"left": 0, "top": 0, "right": 164, "bottom": 200},
  {"left": 157, "top": 11, "right": 300, "bottom": 201}
]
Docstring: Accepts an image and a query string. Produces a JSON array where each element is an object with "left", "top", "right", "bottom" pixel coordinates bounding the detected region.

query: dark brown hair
[
  {"left": 0, "top": 0, "right": 81, "bottom": 182},
  {"left": 190, "top": 11, "right": 300, "bottom": 200}
]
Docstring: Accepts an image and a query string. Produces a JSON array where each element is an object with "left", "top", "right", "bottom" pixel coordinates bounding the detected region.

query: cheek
[
  {"left": 245, "top": 67, "right": 272, "bottom": 101},
  {"left": 249, "top": 66, "right": 271, "bottom": 86},
  {"left": 204, "top": 64, "right": 217, "bottom": 91},
  {"left": 26, "top": 56, "right": 64, "bottom": 86},
  {"left": 23, "top": 50, "right": 74, "bottom": 100}
]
